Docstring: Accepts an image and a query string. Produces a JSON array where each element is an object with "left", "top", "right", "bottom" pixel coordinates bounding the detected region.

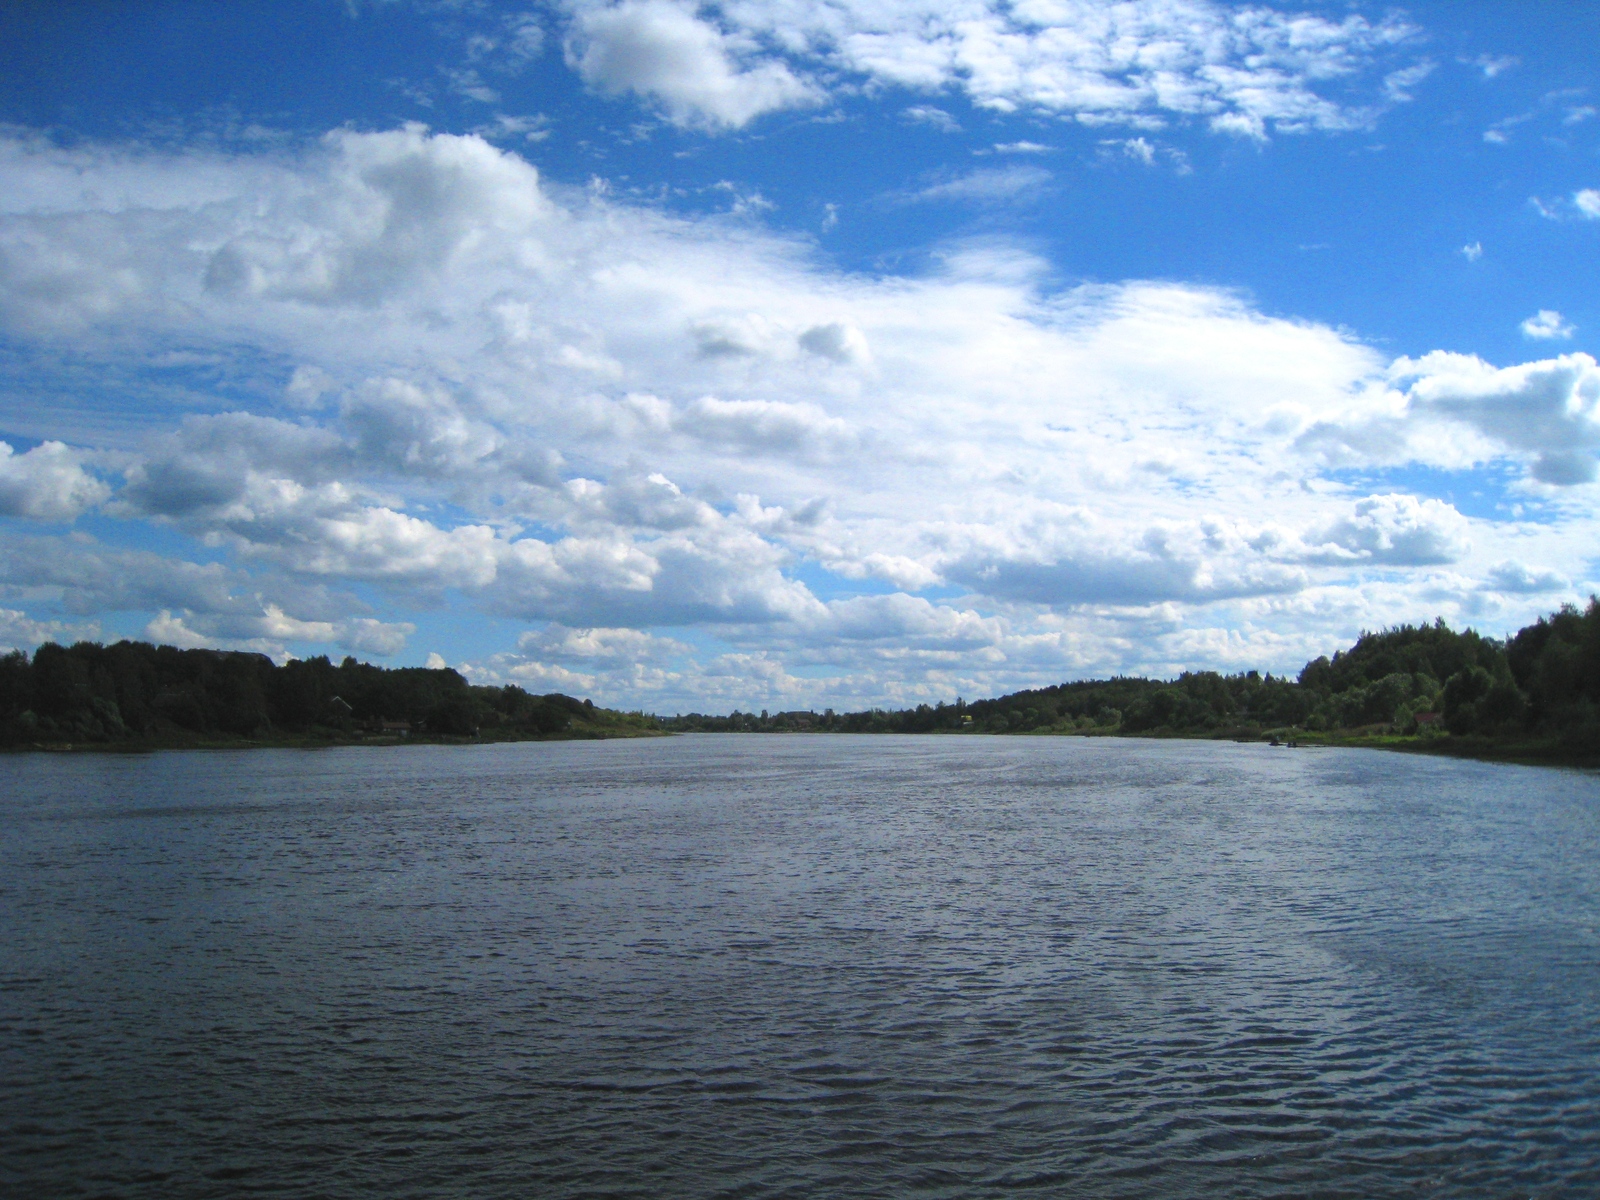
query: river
[{"left": 2, "top": 735, "right": 1597, "bottom": 1197}]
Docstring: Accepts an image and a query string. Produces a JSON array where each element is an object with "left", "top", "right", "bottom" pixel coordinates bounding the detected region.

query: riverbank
[
  {"left": 1003, "top": 724, "right": 1600, "bottom": 770},
  {"left": 1269, "top": 729, "right": 1600, "bottom": 769},
  {"left": 10, "top": 718, "right": 1597, "bottom": 771},
  {"left": 2, "top": 723, "right": 670, "bottom": 753}
]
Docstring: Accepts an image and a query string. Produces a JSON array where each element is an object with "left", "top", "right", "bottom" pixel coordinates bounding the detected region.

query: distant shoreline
[
  {"left": 6, "top": 725, "right": 1595, "bottom": 772},
  {"left": 0, "top": 727, "right": 669, "bottom": 754},
  {"left": 5, "top": 604, "right": 1597, "bottom": 768}
]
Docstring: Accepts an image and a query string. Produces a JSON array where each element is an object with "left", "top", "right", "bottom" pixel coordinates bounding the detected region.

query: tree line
[
  {"left": 0, "top": 642, "right": 659, "bottom": 746},
  {"left": 665, "top": 600, "right": 1600, "bottom": 757},
  {"left": 2, "top": 599, "right": 1596, "bottom": 757}
]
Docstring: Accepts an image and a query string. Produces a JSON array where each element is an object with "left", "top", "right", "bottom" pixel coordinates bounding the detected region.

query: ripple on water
[{"left": 1, "top": 736, "right": 1598, "bottom": 1198}]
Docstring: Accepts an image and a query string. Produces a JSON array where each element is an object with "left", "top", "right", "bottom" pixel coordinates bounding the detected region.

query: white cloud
[
  {"left": 1484, "top": 561, "right": 1566, "bottom": 595},
  {"left": 0, "top": 533, "right": 291, "bottom": 617},
  {"left": 460, "top": 14, "right": 546, "bottom": 68},
  {"left": 0, "top": 531, "right": 412, "bottom": 658},
  {"left": 286, "top": 364, "right": 337, "bottom": 410},
  {"left": 1384, "top": 61, "right": 1435, "bottom": 103},
  {"left": 517, "top": 623, "right": 685, "bottom": 662},
  {"left": 472, "top": 113, "right": 553, "bottom": 143},
  {"left": 0, "top": 607, "right": 99, "bottom": 653},
  {"left": 1467, "top": 54, "right": 1519, "bottom": 80},
  {"left": 565, "top": 1, "right": 819, "bottom": 129},
  {"left": 142, "top": 610, "right": 278, "bottom": 657},
  {"left": 113, "top": 414, "right": 345, "bottom": 519},
  {"left": 342, "top": 378, "right": 504, "bottom": 478},
  {"left": 903, "top": 105, "right": 960, "bottom": 132},
  {"left": 678, "top": 395, "right": 854, "bottom": 455},
  {"left": 1384, "top": 352, "right": 1600, "bottom": 485},
  {"left": 797, "top": 322, "right": 869, "bottom": 364},
  {"left": 0, "top": 534, "right": 415, "bottom": 662},
  {"left": 0, "top": 442, "right": 108, "bottom": 521},
  {"left": 1521, "top": 310, "right": 1575, "bottom": 340},
  {"left": 1103, "top": 136, "right": 1155, "bottom": 164},
  {"left": 201, "top": 126, "right": 553, "bottom": 309},
  {"left": 658, "top": 0, "right": 1423, "bottom": 137},
  {"left": 1576, "top": 190, "right": 1600, "bottom": 219},
  {"left": 142, "top": 607, "right": 414, "bottom": 659},
  {"left": 235, "top": 496, "right": 506, "bottom": 587},
  {"left": 445, "top": 67, "right": 500, "bottom": 105},
  {"left": 1460, "top": 242, "right": 1482, "bottom": 262},
  {"left": 945, "top": 539, "right": 1306, "bottom": 607},
  {"left": 1483, "top": 109, "right": 1542, "bottom": 146},
  {"left": 1099, "top": 136, "right": 1189, "bottom": 172},
  {"left": 0, "top": 126, "right": 1593, "bottom": 706},
  {"left": 904, "top": 165, "right": 1051, "bottom": 204},
  {"left": 339, "top": 617, "right": 416, "bottom": 656},
  {"left": 1303, "top": 495, "right": 1470, "bottom": 567}
]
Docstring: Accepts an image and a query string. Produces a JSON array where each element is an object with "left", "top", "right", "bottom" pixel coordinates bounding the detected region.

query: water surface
[{"left": 2, "top": 736, "right": 1598, "bottom": 1197}]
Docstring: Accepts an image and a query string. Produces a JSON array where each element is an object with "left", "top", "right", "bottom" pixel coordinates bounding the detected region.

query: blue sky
[{"left": 0, "top": 0, "right": 1597, "bottom": 711}]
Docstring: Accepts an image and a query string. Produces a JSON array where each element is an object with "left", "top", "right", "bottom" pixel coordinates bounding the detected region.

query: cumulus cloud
[
  {"left": 518, "top": 623, "right": 685, "bottom": 662},
  {"left": 924, "top": 507, "right": 1327, "bottom": 607},
  {"left": 948, "top": 549, "right": 1300, "bottom": 608},
  {"left": 806, "top": 593, "right": 1003, "bottom": 650},
  {"left": 114, "top": 415, "right": 345, "bottom": 519},
  {"left": 1104, "top": 136, "right": 1156, "bottom": 164},
  {"left": 554, "top": 0, "right": 1423, "bottom": 137},
  {"left": 342, "top": 378, "right": 503, "bottom": 478},
  {"left": 1521, "top": 309, "right": 1574, "bottom": 340},
  {"left": 1389, "top": 352, "right": 1600, "bottom": 485},
  {"left": 1577, "top": 190, "right": 1600, "bottom": 219},
  {"left": 0, "top": 531, "right": 413, "bottom": 659},
  {"left": 143, "top": 608, "right": 415, "bottom": 659},
  {"left": 1300, "top": 352, "right": 1600, "bottom": 487},
  {"left": 285, "top": 364, "right": 337, "bottom": 410},
  {"left": 798, "top": 322, "right": 868, "bottom": 364},
  {"left": 903, "top": 105, "right": 960, "bottom": 132},
  {"left": 0, "top": 126, "right": 1593, "bottom": 707},
  {"left": 0, "top": 533, "right": 269, "bottom": 616},
  {"left": 677, "top": 396, "right": 853, "bottom": 456},
  {"left": 1303, "top": 495, "right": 1470, "bottom": 567},
  {"left": 0, "top": 441, "right": 108, "bottom": 520},
  {"left": 470, "top": 597, "right": 1009, "bottom": 710},
  {"left": 565, "top": 1, "right": 819, "bottom": 129},
  {"left": 1484, "top": 561, "right": 1566, "bottom": 594},
  {"left": 0, "top": 607, "right": 99, "bottom": 652}
]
